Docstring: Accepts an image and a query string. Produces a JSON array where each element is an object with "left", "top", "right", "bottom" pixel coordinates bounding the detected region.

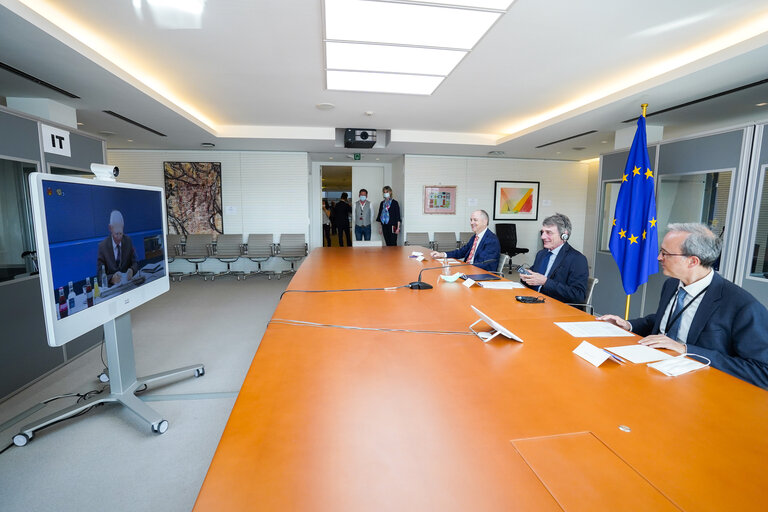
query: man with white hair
[
  {"left": 96, "top": 209, "right": 138, "bottom": 286},
  {"left": 599, "top": 223, "right": 768, "bottom": 389}
]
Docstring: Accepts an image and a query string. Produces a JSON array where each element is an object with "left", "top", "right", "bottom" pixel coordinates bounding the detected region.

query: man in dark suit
[
  {"left": 520, "top": 213, "right": 588, "bottom": 304},
  {"left": 430, "top": 209, "right": 500, "bottom": 272},
  {"left": 599, "top": 223, "right": 768, "bottom": 389},
  {"left": 96, "top": 210, "right": 139, "bottom": 287}
]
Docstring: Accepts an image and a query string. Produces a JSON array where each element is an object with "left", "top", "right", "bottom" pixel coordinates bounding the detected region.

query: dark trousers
[
  {"left": 323, "top": 224, "right": 332, "bottom": 247},
  {"left": 382, "top": 225, "right": 398, "bottom": 246},
  {"left": 337, "top": 227, "right": 351, "bottom": 247}
]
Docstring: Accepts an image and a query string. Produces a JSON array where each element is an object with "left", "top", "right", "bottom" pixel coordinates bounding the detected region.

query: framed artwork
[
  {"left": 424, "top": 185, "right": 457, "bottom": 214},
  {"left": 164, "top": 161, "right": 223, "bottom": 235},
  {"left": 493, "top": 181, "right": 540, "bottom": 221}
]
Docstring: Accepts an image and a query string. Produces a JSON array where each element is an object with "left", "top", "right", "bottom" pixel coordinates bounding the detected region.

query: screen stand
[
  {"left": 12, "top": 312, "right": 204, "bottom": 446},
  {"left": 469, "top": 318, "right": 502, "bottom": 343}
]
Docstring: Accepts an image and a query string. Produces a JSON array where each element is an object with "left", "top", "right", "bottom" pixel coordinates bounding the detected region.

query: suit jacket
[
  {"left": 630, "top": 272, "right": 768, "bottom": 389},
  {"left": 97, "top": 235, "right": 139, "bottom": 286},
  {"left": 332, "top": 200, "right": 352, "bottom": 228},
  {"left": 445, "top": 230, "right": 500, "bottom": 272},
  {"left": 524, "top": 243, "right": 588, "bottom": 304}
]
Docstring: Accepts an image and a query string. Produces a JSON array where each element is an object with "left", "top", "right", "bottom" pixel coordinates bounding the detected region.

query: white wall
[
  {"left": 108, "top": 149, "right": 309, "bottom": 274},
  {"left": 403, "top": 155, "right": 590, "bottom": 267}
]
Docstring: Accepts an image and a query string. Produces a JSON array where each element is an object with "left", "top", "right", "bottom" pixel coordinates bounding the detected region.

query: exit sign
[{"left": 353, "top": 153, "right": 361, "bottom": 160}]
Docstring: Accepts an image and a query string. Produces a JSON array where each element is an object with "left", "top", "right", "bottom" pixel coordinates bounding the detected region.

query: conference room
[{"left": 2, "top": 1, "right": 768, "bottom": 511}]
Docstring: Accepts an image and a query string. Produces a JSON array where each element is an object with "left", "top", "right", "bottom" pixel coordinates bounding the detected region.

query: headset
[{"left": 542, "top": 213, "right": 571, "bottom": 241}]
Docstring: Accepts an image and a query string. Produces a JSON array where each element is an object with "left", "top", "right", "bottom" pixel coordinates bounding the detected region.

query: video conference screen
[{"left": 41, "top": 178, "right": 167, "bottom": 320}]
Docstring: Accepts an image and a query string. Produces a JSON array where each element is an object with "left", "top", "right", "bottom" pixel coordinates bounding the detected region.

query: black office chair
[{"left": 495, "top": 224, "right": 529, "bottom": 261}]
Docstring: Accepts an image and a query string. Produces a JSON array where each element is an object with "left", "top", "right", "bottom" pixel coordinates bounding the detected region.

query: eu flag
[{"left": 609, "top": 115, "right": 659, "bottom": 295}]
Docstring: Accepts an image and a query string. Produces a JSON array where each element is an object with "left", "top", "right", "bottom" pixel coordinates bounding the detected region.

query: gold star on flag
[
  {"left": 632, "top": 166, "right": 641, "bottom": 176},
  {"left": 645, "top": 168, "right": 653, "bottom": 179},
  {"left": 612, "top": 218, "right": 616, "bottom": 226},
  {"left": 649, "top": 217, "right": 657, "bottom": 228},
  {"left": 642, "top": 230, "right": 647, "bottom": 240},
  {"left": 622, "top": 173, "right": 628, "bottom": 183},
  {"left": 629, "top": 234, "right": 638, "bottom": 244},
  {"left": 619, "top": 229, "right": 626, "bottom": 238}
]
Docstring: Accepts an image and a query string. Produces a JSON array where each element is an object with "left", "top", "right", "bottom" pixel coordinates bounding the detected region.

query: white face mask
[
  {"left": 383, "top": 192, "right": 391, "bottom": 199},
  {"left": 359, "top": 196, "right": 367, "bottom": 202}
]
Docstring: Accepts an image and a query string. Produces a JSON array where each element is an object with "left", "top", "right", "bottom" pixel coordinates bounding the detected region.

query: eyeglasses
[{"left": 658, "top": 249, "right": 688, "bottom": 258}]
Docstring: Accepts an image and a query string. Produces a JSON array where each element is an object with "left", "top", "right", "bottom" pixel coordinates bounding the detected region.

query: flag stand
[{"left": 624, "top": 295, "right": 630, "bottom": 320}]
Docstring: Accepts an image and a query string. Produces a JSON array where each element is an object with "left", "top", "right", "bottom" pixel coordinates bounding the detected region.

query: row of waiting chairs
[
  {"left": 405, "top": 231, "right": 474, "bottom": 251},
  {"left": 166, "top": 233, "right": 307, "bottom": 281}
]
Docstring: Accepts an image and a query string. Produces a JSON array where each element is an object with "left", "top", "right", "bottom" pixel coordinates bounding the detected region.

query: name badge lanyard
[
  {"left": 664, "top": 286, "right": 709, "bottom": 335},
  {"left": 359, "top": 201, "right": 366, "bottom": 222}
]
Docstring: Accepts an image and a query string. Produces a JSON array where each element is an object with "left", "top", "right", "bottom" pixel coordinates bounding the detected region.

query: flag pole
[{"left": 623, "top": 103, "right": 649, "bottom": 320}]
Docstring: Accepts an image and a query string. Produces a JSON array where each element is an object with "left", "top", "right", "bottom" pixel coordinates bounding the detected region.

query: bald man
[
  {"left": 96, "top": 210, "right": 138, "bottom": 286},
  {"left": 430, "top": 209, "right": 500, "bottom": 272}
]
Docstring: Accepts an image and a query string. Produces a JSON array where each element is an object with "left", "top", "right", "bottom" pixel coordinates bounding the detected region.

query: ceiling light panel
[
  {"left": 326, "top": 42, "right": 466, "bottom": 75},
  {"left": 325, "top": 0, "right": 501, "bottom": 49},
  {"left": 327, "top": 71, "right": 443, "bottom": 95},
  {"left": 409, "top": 1, "right": 514, "bottom": 9}
]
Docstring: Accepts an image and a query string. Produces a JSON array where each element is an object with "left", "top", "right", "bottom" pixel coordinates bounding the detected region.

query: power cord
[{"left": 280, "top": 285, "right": 410, "bottom": 299}]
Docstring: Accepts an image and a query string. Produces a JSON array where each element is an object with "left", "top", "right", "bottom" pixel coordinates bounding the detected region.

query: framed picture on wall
[
  {"left": 493, "top": 181, "right": 540, "bottom": 221},
  {"left": 424, "top": 185, "right": 457, "bottom": 214}
]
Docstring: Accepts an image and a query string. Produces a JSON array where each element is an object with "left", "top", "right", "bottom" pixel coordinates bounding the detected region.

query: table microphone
[{"left": 409, "top": 260, "right": 494, "bottom": 290}]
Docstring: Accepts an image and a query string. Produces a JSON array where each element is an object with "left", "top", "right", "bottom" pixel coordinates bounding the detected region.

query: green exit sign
[{"left": 353, "top": 153, "right": 361, "bottom": 160}]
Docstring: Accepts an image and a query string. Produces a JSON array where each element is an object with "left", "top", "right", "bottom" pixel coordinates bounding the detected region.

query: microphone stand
[{"left": 408, "top": 259, "right": 494, "bottom": 290}]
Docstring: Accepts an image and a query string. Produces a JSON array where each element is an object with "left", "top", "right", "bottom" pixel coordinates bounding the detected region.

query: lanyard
[{"left": 664, "top": 286, "right": 709, "bottom": 335}]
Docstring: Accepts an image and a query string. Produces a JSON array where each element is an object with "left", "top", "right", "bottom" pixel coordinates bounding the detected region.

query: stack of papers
[
  {"left": 477, "top": 281, "right": 524, "bottom": 289},
  {"left": 554, "top": 321, "right": 635, "bottom": 338},
  {"left": 605, "top": 345, "right": 672, "bottom": 363}
]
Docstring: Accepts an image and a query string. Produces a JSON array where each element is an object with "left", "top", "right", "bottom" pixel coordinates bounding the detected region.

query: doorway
[{"left": 322, "top": 166, "right": 352, "bottom": 247}]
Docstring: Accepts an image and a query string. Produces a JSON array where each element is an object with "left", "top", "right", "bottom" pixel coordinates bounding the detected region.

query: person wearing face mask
[
  {"left": 354, "top": 188, "right": 373, "bottom": 241},
  {"left": 376, "top": 186, "right": 401, "bottom": 246}
]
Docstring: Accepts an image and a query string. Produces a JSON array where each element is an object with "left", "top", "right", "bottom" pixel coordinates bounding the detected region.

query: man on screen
[{"left": 97, "top": 210, "right": 138, "bottom": 286}]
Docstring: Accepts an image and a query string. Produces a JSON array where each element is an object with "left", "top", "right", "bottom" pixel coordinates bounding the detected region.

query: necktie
[
  {"left": 116, "top": 244, "right": 121, "bottom": 268},
  {"left": 536, "top": 251, "right": 552, "bottom": 292},
  {"left": 467, "top": 235, "right": 480, "bottom": 263},
  {"left": 666, "top": 289, "right": 688, "bottom": 341}
]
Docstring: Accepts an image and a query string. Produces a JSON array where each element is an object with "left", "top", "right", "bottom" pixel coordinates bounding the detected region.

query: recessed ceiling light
[
  {"left": 601, "top": 140, "right": 608, "bottom": 143},
  {"left": 77, "top": 122, "right": 84, "bottom": 126},
  {"left": 127, "top": 139, "right": 133, "bottom": 142},
  {"left": 329, "top": 157, "right": 334, "bottom": 160},
  {"left": 365, "top": 111, "right": 374, "bottom": 116},
  {"left": 757, "top": 102, "right": 768, "bottom": 107},
  {"left": 201, "top": 142, "right": 216, "bottom": 147},
  {"left": 316, "top": 103, "right": 335, "bottom": 110}
]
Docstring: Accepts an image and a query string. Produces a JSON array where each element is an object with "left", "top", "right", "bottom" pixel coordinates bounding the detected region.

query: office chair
[
  {"left": 211, "top": 234, "right": 246, "bottom": 280},
  {"left": 405, "top": 232, "right": 431, "bottom": 249},
  {"left": 566, "top": 277, "right": 599, "bottom": 314},
  {"left": 176, "top": 233, "right": 214, "bottom": 281},
  {"left": 495, "top": 224, "right": 529, "bottom": 261},
  {"left": 432, "top": 232, "right": 458, "bottom": 252},
  {"left": 459, "top": 231, "right": 473, "bottom": 248},
  {"left": 243, "top": 234, "right": 276, "bottom": 279},
  {"left": 166, "top": 234, "right": 184, "bottom": 282},
  {"left": 276, "top": 234, "right": 308, "bottom": 277}
]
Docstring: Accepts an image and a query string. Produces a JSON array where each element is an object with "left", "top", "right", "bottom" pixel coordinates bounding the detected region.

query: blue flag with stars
[{"left": 609, "top": 115, "right": 659, "bottom": 295}]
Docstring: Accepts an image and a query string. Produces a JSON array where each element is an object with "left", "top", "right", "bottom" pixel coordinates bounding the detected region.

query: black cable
[
  {"left": 0, "top": 442, "right": 13, "bottom": 455},
  {"left": 280, "top": 284, "right": 410, "bottom": 299}
]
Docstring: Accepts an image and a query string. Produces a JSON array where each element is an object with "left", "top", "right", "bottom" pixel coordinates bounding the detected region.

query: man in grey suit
[
  {"left": 96, "top": 210, "right": 139, "bottom": 287},
  {"left": 599, "top": 223, "right": 768, "bottom": 389}
]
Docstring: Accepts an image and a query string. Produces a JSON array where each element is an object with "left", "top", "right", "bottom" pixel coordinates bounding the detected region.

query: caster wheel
[
  {"left": 194, "top": 367, "right": 205, "bottom": 378},
  {"left": 152, "top": 420, "right": 169, "bottom": 434},
  {"left": 98, "top": 372, "right": 110, "bottom": 383},
  {"left": 13, "top": 433, "right": 30, "bottom": 447}
]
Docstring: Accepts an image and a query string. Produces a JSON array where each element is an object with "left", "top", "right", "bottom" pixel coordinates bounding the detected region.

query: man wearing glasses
[{"left": 599, "top": 223, "right": 768, "bottom": 389}]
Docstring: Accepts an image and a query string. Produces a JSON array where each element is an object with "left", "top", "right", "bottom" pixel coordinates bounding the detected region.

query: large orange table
[{"left": 194, "top": 247, "right": 768, "bottom": 511}]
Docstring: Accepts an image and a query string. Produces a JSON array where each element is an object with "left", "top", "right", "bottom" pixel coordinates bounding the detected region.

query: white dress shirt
[{"left": 659, "top": 269, "right": 714, "bottom": 344}]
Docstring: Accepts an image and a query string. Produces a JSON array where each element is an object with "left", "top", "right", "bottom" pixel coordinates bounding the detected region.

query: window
[
  {"left": 598, "top": 180, "right": 621, "bottom": 251},
  {"left": 657, "top": 171, "right": 732, "bottom": 241},
  {"left": 749, "top": 165, "right": 768, "bottom": 278}
]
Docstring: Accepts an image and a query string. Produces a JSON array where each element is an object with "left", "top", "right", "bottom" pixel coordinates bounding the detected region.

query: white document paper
[
  {"left": 606, "top": 344, "right": 673, "bottom": 364},
  {"left": 573, "top": 341, "right": 611, "bottom": 367},
  {"left": 555, "top": 321, "right": 635, "bottom": 338},
  {"left": 477, "top": 281, "right": 524, "bottom": 289},
  {"left": 410, "top": 251, "right": 423, "bottom": 257},
  {"left": 416, "top": 255, "right": 425, "bottom": 262},
  {"left": 463, "top": 278, "right": 476, "bottom": 288}
]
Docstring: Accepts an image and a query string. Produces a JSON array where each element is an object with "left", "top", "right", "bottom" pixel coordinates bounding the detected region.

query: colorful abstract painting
[
  {"left": 164, "top": 162, "right": 223, "bottom": 235},
  {"left": 493, "top": 181, "right": 539, "bottom": 221},
  {"left": 424, "top": 185, "right": 457, "bottom": 214}
]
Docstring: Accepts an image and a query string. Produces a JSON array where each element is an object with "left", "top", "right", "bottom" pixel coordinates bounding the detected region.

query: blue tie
[
  {"left": 666, "top": 289, "right": 688, "bottom": 341},
  {"left": 536, "top": 251, "right": 552, "bottom": 292}
]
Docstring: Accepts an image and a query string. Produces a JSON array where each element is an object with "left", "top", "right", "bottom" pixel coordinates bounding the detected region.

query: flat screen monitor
[{"left": 29, "top": 172, "right": 169, "bottom": 347}]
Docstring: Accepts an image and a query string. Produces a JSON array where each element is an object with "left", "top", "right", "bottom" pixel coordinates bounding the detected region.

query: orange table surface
[{"left": 194, "top": 247, "right": 768, "bottom": 511}]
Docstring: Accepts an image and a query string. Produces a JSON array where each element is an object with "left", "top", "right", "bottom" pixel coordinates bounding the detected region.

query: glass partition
[
  {"left": 657, "top": 170, "right": 732, "bottom": 240},
  {"left": 748, "top": 165, "right": 768, "bottom": 278},
  {"left": 0, "top": 158, "right": 37, "bottom": 282},
  {"left": 598, "top": 180, "right": 621, "bottom": 251}
]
